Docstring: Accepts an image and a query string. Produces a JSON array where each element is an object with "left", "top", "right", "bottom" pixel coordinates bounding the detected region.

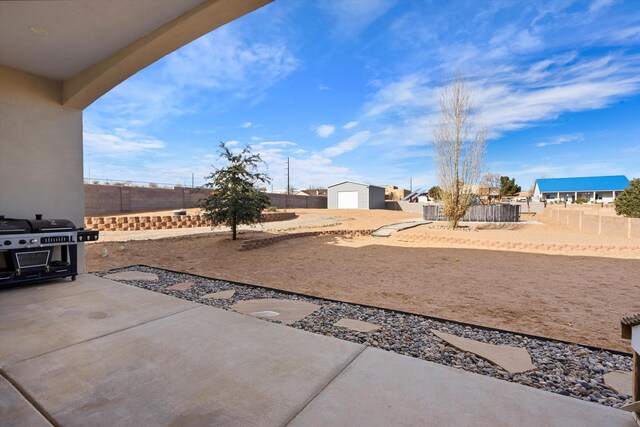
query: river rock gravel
[{"left": 95, "top": 265, "right": 633, "bottom": 408}]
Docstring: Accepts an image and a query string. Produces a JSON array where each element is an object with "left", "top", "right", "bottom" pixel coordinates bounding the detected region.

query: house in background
[
  {"left": 328, "top": 181, "right": 385, "bottom": 209},
  {"left": 294, "top": 189, "right": 327, "bottom": 197},
  {"left": 478, "top": 186, "right": 500, "bottom": 203},
  {"left": 384, "top": 186, "right": 410, "bottom": 200},
  {"left": 532, "top": 175, "right": 629, "bottom": 203}
]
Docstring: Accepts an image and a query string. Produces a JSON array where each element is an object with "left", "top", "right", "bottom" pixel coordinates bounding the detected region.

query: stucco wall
[
  {"left": 0, "top": 65, "right": 85, "bottom": 270},
  {"left": 545, "top": 206, "right": 640, "bottom": 240}
]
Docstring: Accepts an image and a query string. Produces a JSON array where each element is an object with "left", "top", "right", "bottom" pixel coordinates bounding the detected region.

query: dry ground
[{"left": 86, "top": 209, "right": 640, "bottom": 352}]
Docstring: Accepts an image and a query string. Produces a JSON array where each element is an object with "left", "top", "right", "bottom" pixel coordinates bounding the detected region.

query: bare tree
[
  {"left": 481, "top": 172, "right": 500, "bottom": 188},
  {"left": 433, "top": 76, "right": 487, "bottom": 228},
  {"left": 481, "top": 172, "right": 501, "bottom": 204}
]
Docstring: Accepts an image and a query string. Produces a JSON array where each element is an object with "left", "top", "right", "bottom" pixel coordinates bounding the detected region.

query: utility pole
[
  {"left": 287, "top": 157, "right": 290, "bottom": 195},
  {"left": 410, "top": 176, "right": 413, "bottom": 192},
  {"left": 191, "top": 172, "right": 194, "bottom": 188}
]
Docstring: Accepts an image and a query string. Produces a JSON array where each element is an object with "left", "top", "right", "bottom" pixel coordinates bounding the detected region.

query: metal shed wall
[
  {"left": 328, "top": 182, "right": 369, "bottom": 209},
  {"left": 328, "top": 182, "right": 386, "bottom": 209},
  {"left": 368, "top": 185, "right": 386, "bottom": 209}
]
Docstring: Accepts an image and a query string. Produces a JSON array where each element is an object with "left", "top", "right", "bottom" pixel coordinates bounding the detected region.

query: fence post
[
  {"left": 579, "top": 211, "right": 582, "bottom": 231},
  {"left": 598, "top": 215, "right": 602, "bottom": 235}
]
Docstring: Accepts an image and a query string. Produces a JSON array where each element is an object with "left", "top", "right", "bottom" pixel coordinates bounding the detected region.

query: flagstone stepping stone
[
  {"left": 166, "top": 282, "right": 193, "bottom": 291},
  {"left": 431, "top": 330, "right": 535, "bottom": 374},
  {"left": 200, "top": 290, "right": 235, "bottom": 300},
  {"left": 231, "top": 299, "right": 321, "bottom": 325},
  {"left": 621, "top": 400, "right": 640, "bottom": 413},
  {"left": 103, "top": 271, "right": 158, "bottom": 281},
  {"left": 604, "top": 370, "right": 633, "bottom": 396},
  {"left": 334, "top": 318, "right": 381, "bottom": 333}
]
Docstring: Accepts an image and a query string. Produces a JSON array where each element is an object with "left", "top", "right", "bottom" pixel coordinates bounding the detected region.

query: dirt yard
[{"left": 86, "top": 209, "right": 640, "bottom": 352}]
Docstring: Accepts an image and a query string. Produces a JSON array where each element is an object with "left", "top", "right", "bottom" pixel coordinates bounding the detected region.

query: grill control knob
[
  {"left": 3, "top": 240, "right": 10, "bottom": 246},
  {"left": 19, "top": 239, "right": 26, "bottom": 245},
  {"left": 30, "top": 239, "right": 38, "bottom": 244}
]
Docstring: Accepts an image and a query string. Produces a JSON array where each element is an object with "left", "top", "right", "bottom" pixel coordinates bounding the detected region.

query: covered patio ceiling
[{"left": 0, "top": 0, "right": 272, "bottom": 109}]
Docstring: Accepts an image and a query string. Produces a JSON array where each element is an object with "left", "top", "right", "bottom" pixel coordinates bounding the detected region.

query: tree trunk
[{"left": 232, "top": 213, "right": 237, "bottom": 240}]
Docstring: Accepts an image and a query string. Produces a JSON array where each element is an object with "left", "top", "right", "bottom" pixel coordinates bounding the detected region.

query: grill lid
[
  {"left": 27, "top": 219, "right": 76, "bottom": 233},
  {"left": 0, "top": 218, "right": 31, "bottom": 235}
]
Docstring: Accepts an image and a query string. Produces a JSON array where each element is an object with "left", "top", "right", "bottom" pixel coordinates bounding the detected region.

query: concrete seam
[
  {"left": 11, "top": 305, "right": 200, "bottom": 366},
  {"left": 0, "top": 369, "right": 58, "bottom": 427},
  {"left": 282, "top": 345, "right": 367, "bottom": 426}
]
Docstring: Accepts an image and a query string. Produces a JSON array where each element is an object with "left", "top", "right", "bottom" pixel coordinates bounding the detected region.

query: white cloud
[
  {"left": 226, "top": 141, "right": 241, "bottom": 147},
  {"left": 343, "top": 121, "right": 359, "bottom": 129},
  {"left": 489, "top": 26, "right": 544, "bottom": 57},
  {"left": 535, "top": 134, "right": 584, "bottom": 148},
  {"left": 164, "top": 27, "right": 299, "bottom": 96},
  {"left": 362, "top": 52, "right": 640, "bottom": 141},
  {"left": 88, "top": 26, "right": 299, "bottom": 130},
  {"left": 320, "top": 0, "right": 397, "bottom": 37},
  {"left": 318, "top": 84, "right": 331, "bottom": 91},
  {"left": 241, "top": 122, "right": 253, "bottom": 128},
  {"left": 316, "top": 124, "right": 336, "bottom": 138},
  {"left": 257, "top": 141, "right": 297, "bottom": 147},
  {"left": 364, "top": 74, "right": 435, "bottom": 116},
  {"left": 84, "top": 128, "right": 165, "bottom": 155},
  {"left": 322, "top": 131, "right": 371, "bottom": 157},
  {"left": 589, "top": 0, "right": 618, "bottom": 13}
]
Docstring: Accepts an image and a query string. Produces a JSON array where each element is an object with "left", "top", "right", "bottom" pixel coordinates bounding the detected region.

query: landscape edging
[{"left": 237, "top": 229, "right": 374, "bottom": 251}]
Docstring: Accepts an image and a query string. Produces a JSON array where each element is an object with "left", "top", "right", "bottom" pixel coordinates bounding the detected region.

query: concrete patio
[{"left": 0, "top": 275, "right": 635, "bottom": 427}]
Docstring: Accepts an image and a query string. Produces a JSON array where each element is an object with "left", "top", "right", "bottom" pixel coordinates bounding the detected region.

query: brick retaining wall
[
  {"left": 392, "top": 234, "right": 639, "bottom": 253},
  {"left": 238, "top": 229, "right": 373, "bottom": 251},
  {"left": 85, "top": 212, "right": 296, "bottom": 232}
]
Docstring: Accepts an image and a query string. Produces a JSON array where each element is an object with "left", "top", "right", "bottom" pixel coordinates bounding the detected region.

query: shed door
[{"left": 337, "top": 191, "right": 359, "bottom": 209}]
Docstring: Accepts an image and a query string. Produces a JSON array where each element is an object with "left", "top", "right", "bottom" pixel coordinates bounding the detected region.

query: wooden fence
[{"left": 423, "top": 204, "right": 521, "bottom": 222}]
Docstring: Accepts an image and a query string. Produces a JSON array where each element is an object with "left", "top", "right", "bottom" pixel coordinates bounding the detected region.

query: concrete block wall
[
  {"left": 545, "top": 206, "right": 640, "bottom": 240},
  {"left": 84, "top": 183, "right": 327, "bottom": 215},
  {"left": 266, "top": 193, "right": 327, "bottom": 209}
]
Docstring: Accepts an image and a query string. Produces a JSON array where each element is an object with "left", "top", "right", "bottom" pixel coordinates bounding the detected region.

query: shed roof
[
  {"left": 535, "top": 175, "right": 629, "bottom": 192},
  {"left": 328, "top": 181, "right": 384, "bottom": 189}
]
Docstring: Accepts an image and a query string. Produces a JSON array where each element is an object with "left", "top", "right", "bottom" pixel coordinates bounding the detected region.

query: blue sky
[{"left": 84, "top": 0, "right": 640, "bottom": 192}]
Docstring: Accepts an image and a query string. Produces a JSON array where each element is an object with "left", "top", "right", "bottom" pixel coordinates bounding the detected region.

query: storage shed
[{"left": 328, "top": 181, "right": 386, "bottom": 209}]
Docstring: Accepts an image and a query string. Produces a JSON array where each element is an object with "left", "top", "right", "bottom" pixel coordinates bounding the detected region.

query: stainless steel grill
[{"left": 0, "top": 214, "right": 99, "bottom": 287}]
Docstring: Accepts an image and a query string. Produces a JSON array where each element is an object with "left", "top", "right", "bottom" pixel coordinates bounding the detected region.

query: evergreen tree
[
  {"left": 615, "top": 178, "right": 640, "bottom": 218},
  {"left": 499, "top": 176, "right": 521, "bottom": 200},
  {"left": 427, "top": 186, "right": 442, "bottom": 201},
  {"left": 201, "top": 142, "right": 271, "bottom": 240}
]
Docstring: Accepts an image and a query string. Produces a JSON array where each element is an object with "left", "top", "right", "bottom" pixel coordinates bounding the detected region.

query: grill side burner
[{"left": 0, "top": 214, "right": 99, "bottom": 287}]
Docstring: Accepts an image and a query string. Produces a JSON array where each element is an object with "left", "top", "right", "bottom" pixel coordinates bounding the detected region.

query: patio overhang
[{"left": 0, "top": 0, "right": 272, "bottom": 109}]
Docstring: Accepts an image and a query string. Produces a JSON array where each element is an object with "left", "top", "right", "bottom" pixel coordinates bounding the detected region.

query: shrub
[
  {"left": 574, "top": 198, "right": 588, "bottom": 204},
  {"left": 615, "top": 178, "right": 640, "bottom": 218},
  {"left": 267, "top": 206, "right": 278, "bottom": 212}
]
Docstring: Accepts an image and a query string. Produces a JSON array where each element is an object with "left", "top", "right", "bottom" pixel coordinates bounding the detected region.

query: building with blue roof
[{"left": 532, "top": 175, "right": 629, "bottom": 203}]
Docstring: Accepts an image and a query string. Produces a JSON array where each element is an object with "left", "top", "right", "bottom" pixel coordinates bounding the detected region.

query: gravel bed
[{"left": 95, "top": 265, "right": 633, "bottom": 408}]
